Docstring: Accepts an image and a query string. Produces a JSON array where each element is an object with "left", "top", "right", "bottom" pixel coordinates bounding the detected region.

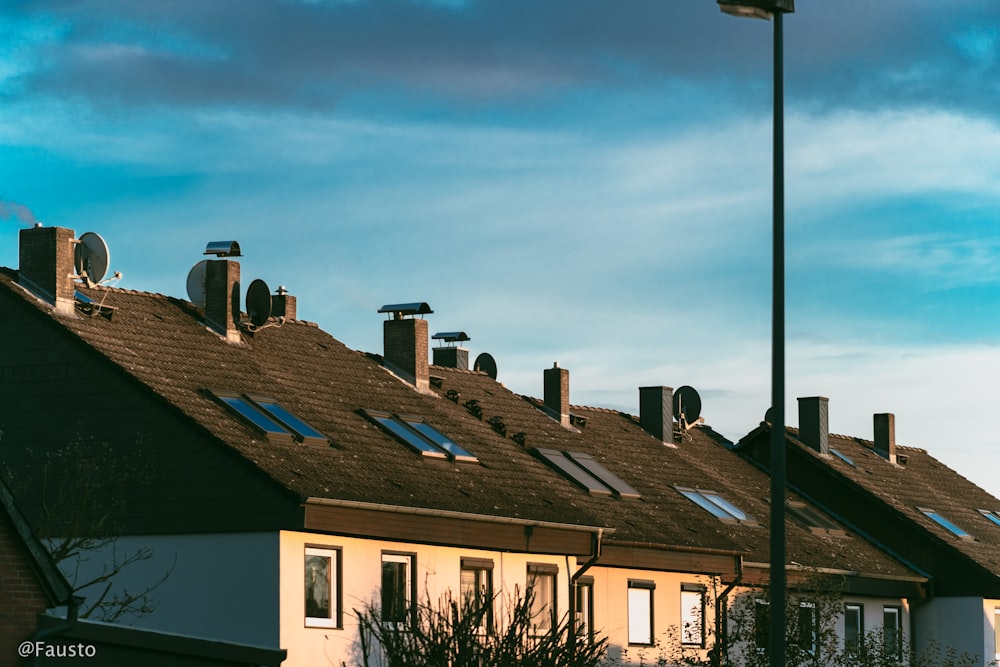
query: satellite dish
[
  {"left": 186, "top": 260, "right": 209, "bottom": 308},
  {"left": 473, "top": 352, "right": 498, "bottom": 380},
  {"left": 246, "top": 278, "right": 272, "bottom": 327},
  {"left": 673, "top": 385, "right": 702, "bottom": 424},
  {"left": 74, "top": 232, "right": 110, "bottom": 283}
]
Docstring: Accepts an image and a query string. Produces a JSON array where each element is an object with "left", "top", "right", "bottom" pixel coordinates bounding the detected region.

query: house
[
  {"left": 0, "top": 451, "right": 285, "bottom": 667},
  {"left": 0, "top": 225, "right": 931, "bottom": 665},
  {"left": 737, "top": 396, "right": 1000, "bottom": 665}
]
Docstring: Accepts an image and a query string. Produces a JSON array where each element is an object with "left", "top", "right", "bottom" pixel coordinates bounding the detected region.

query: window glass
[
  {"left": 677, "top": 487, "right": 755, "bottom": 524},
  {"left": 796, "top": 602, "right": 817, "bottom": 655},
  {"left": 628, "top": 582, "right": 654, "bottom": 646},
  {"left": 681, "top": 586, "right": 705, "bottom": 646},
  {"left": 254, "top": 398, "right": 327, "bottom": 441},
  {"left": 994, "top": 608, "right": 1000, "bottom": 659},
  {"left": 980, "top": 510, "right": 1000, "bottom": 527},
  {"left": 527, "top": 567, "right": 557, "bottom": 634},
  {"left": 701, "top": 491, "right": 749, "bottom": 521},
  {"left": 754, "top": 599, "right": 770, "bottom": 654},
  {"left": 305, "top": 546, "right": 339, "bottom": 628},
  {"left": 218, "top": 394, "right": 291, "bottom": 435},
  {"left": 919, "top": 508, "right": 972, "bottom": 539},
  {"left": 844, "top": 604, "right": 864, "bottom": 652},
  {"left": 883, "top": 606, "right": 902, "bottom": 658},
  {"left": 381, "top": 554, "right": 413, "bottom": 624},
  {"left": 565, "top": 452, "right": 641, "bottom": 500},
  {"left": 460, "top": 561, "right": 493, "bottom": 632},
  {"left": 406, "top": 420, "right": 478, "bottom": 462},
  {"left": 534, "top": 448, "right": 612, "bottom": 497}
]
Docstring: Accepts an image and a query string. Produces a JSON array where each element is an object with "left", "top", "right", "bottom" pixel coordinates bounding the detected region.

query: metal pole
[{"left": 768, "top": 9, "right": 787, "bottom": 667}]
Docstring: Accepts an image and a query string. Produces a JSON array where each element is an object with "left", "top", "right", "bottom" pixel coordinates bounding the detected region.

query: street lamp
[{"left": 716, "top": 1, "right": 793, "bottom": 666}]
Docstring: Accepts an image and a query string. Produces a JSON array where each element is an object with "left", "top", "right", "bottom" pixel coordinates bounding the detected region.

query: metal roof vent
[
  {"left": 204, "top": 240, "right": 241, "bottom": 257},
  {"left": 379, "top": 302, "right": 433, "bottom": 320}
]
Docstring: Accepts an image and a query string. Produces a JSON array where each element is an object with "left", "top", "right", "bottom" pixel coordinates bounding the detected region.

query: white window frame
[
  {"left": 680, "top": 584, "right": 706, "bottom": 647},
  {"left": 381, "top": 552, "right": 414, "bottom": 625},
  {"left": 628, "top": 580, "right": 655, "bottom": 646},
  {"left": 305, "top": 546, "right": 340, "bottom": 628}
]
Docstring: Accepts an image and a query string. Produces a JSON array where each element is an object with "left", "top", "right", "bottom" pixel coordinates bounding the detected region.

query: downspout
[
  {"left": 26, "top": 595, "right": 84, "bottom": 666},
  {"left": 568, "top": 529, "right": 604, "bottom": 663},
  {"left": 712, "top": 557, "right": 743, "bottom": 667}
]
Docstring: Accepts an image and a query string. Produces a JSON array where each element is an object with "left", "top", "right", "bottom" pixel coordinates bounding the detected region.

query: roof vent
[{"left": 378, "top": 302, "right": 432, "bottom": 319}]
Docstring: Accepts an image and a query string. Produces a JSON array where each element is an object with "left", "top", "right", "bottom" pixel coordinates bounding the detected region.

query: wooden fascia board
[
  {"left": 303, "top": 501, "right": 602, "bottom": 555},
  {"left": 596, "top": 543, "right": 742, "bottom": 578}
]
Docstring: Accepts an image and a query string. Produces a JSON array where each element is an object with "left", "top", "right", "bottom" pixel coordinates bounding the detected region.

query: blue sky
[{"left": 4, "top": 0, "right": 1000, "bottom": 496}]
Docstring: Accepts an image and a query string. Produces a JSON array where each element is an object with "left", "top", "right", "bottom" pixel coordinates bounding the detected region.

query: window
[
  {"left": 787, "top": 500, "right": 847, "bottom": 537},
  {"left": 211, "top": 390, "right": 328, "bottom": 444},
  {"left": 527, "top": 564, "right": 558, "bottom": 634},
  {"left": 628, "top": 580, "right": 655, "bottom": 646},
  {"left": 830, "top": 448, "right": 856, "bottom": 466},
  {"left": 533, "top": 448, "right": 641, "bottom": 500},
  {"left": 754, "top": 598, "right": 770, "bottom": 654},
  {"left": 365, "top": 410, "right": 477, "bottom": 462},
  {"left": 676, "top": 487, "right": 758, "bottom": 525},
  {"left": 575, "top": 577, "right": 595, "bottom": 645},
  {"left": 883, "top": 606, "right": 902, "bottom": 659},
  {"left": 461, "top": 558, "right": 494, "bottom": 633},
  {"left": 979, "top": 510, "right": 1000, "bottom": 527},
  {"left": 918, "top": 507, "right": 973, "bottom": 540},
  {"left": 681, "top": 584, "right": 706, "bottom": 647},
  {"left": 381, "top": 553, "right": 415, "bottom": 625},
  {"left": 844, "top": 603, "right": 864, "bottom": 653},
  {"left": 794, "top": 602, "right": 818, "bottom": 656},
  {"left": 994, "top": 607, "right": 1000, "bottom": 661},
  {"left": 305, "top": 546, "right": 341, "bottom": 628}
]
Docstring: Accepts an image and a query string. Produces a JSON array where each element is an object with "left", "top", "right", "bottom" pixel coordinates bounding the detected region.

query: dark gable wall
[{"left": 0, "top": 289, "right": 302, "bottom": 536}]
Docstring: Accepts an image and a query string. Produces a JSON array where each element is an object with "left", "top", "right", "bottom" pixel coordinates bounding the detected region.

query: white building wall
[
  {"left": 914, "top": 597, "right": 990, "bottom": 665},
  {"left": 278, "top": 530, "right": 575, "bottom": 667},
  {"left": 56, "top": 532, "right": 281, "bottom": 646}
]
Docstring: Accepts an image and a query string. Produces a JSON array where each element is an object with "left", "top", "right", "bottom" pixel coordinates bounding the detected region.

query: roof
[{"left": 0, "top": 264, "right": 918, "bottom": 579}]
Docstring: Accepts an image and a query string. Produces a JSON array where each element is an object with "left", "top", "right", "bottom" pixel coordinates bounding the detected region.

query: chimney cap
[
  {"left": 204, "top": 240, "right": 242, "bottom": 257},
  {"left": 432, "top": 331, "right": 470, "bottom": 344},
  {"left": 379, "top": 302, "right": 433, "bottom": 318}
]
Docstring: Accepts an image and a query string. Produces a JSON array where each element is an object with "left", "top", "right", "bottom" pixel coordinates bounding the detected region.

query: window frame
[
  {"left": 883, "top": 605, "right": 902, "bottom": 660},
  {"left": 575, "top": 576, "right": 595, "bottom": 646},
  {"left": 627, "top": 579, "right": 656, "bottom": 647},
  {"left": 918, "top": 507, "right": 973, "bottom": 540},
  {"left": 365, "top": 409, "right": 477, "bottom": 462},
  {"left": 787, "top": 500, "right": 847, "bottom": 537},
  {"left": 794, "top": 601, "right": 818, "bottom": 657},
  {"left": 680, "top": 584, "right": 706, "bottom": 647},
  {"left": 527, "top": 563, "right": 558, "bottom": 635},
  {"left": 844, "top": 603, "right": 864, "bottom": 653},
  {"left": 381, "top": 552, "right": 416, "bottom": 626},
  {"left": 676, "top": 486, "right": 758, "bottom": 526},
  {"left": 979, "top": 509, "right": 1000, "bottom": 527},
  {"left": 754, "top": 598, "right": 770, "bottom": 655},
  {"left": 304, "top": 545, "right": 342, "bottom": 629},
  {"left": 210, "top": 390, "right": 329, "bottom": 444},
  {"left": 460, "top": 557, "right": 494, "bottom": 634}
]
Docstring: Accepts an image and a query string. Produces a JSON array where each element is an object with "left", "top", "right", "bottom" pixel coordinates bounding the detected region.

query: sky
[{"left": 3, "top": 0, "right": 1000, "bottom": 497}]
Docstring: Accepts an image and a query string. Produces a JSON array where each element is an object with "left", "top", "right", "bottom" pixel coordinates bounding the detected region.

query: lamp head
[{"left": 718, "top": 0, "right": 794, "bottom": 20}]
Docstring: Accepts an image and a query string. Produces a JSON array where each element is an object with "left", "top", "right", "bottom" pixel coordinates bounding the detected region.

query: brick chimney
[
  {"left": 204, "top": 259, "right": 241, "bottom": 342},
  {"left": 384, "top": 316, "right": 430, "bottom": 391},
  {"left": 797, "top": 396, "right": 830, "bottom": 456},
  {"left": 543, "top": 362, "right": 570, "bottom": 427},
  {"left": 18, "top": 225, "right": 76, "bottom": 315},
  {"left": 639, "top": 386, "right": 674, "bottom": 442},
  {"left": 874, "top": 413, "right": 897, "bottom": 464},
  {"left": 271, "top": 285, "right": 296, "bottom": 321},
  {"left": 433, "top": 347, "right": 468, "bottom": 370}
]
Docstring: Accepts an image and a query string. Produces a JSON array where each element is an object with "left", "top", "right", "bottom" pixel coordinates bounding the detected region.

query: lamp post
[{"left": 716, "top": 1, "right": 793, "bottom": 666}]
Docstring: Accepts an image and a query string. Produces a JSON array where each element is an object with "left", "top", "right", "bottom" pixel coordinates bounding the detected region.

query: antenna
[
  {"left": 673, "top": 385, "right": 702, "bottom": 427},
  {"left": 246, "top": 278, "right": 272, "bottom": 327},
  {"left": 186, "top": 260, "right": 209, "bottom": 308},
  {"left": 74, "top": 232, "right": 110, "bottom": 285},
  {"left": 473, "top": 352, "right": 498, "bottom": 380}
]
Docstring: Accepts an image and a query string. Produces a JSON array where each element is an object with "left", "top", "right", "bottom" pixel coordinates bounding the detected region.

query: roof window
[
  {"left": 978, "top": 510, "right": 1000, "bottom": 527},
  {"left": 533, "top": 448, "right": 640, "bottom": 500},
  {"left": 918, "top": 508, "right": 973, "bottom": 540},
  {"left": 829, "top": 448, "right": 856, "bottom": 467},
  {"left": 786, "top": 501, "right": 846, "bottom": 537},
  {"left": 211, "top": 391, "right": 328, "bottom": 444},
  {"left": 677, "top": 487, "right": 757, "bottom": 525},
  {"left": 365, "top": 410, "right": 477, "bottom": 462}
]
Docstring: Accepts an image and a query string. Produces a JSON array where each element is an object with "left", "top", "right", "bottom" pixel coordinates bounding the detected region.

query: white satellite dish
[
  {"left": 186, "top": 260, "right": 209, "bottom": 308},
  {"left": 74, "top": 232, "right": 110, "bottom": 284}
]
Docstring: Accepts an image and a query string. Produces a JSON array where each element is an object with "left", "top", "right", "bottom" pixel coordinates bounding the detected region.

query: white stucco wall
[
  {"left": 914, "top": 596, "right": 992, "bottom": 666},
  {"left": 56, "top": 532, "right": 281, "bottom": 647}
]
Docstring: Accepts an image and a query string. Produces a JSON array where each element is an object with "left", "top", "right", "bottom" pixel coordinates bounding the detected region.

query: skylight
[
  {"left": 366, "top": 410, "right": 477, "bottom": 463},
  {"left": 534, "top": 448, "right": 640, "bottom": 500},
  {"left": 919, "top": 508, "right": 973, "bottom": 540},
  {"left": 979, "top": 510, "right": 1000, "bottom": 527},
  {"left": 787, "top": 500, "right": 846, "bottom": 537},
  {"left": 830, "top": 448, "right": 855, "bottom": 467},
  {"left": 211, "top": 391, "right": 328, "bottom": 444},
  {"left": 677, "top": 487, "right": 757, "bottom": 525}
]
